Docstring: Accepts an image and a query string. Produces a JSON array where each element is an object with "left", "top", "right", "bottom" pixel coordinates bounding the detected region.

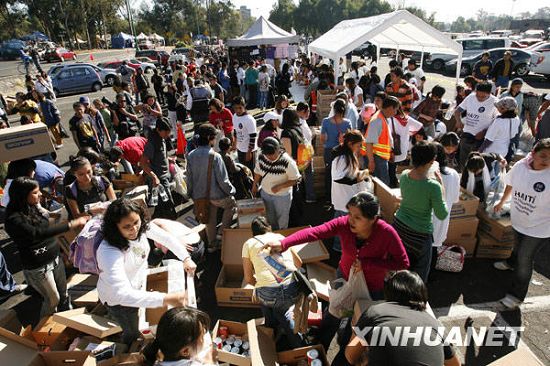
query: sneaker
[
  {"left": 500, "top": 294, "right": 522, "bottom": 310},
  {"left": 494, "top": 261, "right": 514, "bottom": 271}
]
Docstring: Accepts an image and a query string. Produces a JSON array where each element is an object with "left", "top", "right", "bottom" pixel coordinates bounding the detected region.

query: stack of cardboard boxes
[
  {"left": 476, "top": 209, "right": 515, "bottom": 259},
  {"left": 444, "top": 189, "right": 480, "bottom": 256},
  {"left": 316, "top": 90, "right": 337, "bottom": 120}
]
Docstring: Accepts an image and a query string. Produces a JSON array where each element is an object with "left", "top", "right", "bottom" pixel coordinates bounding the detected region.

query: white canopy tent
[
  {"left": 226, "top": 16, "right": 300, "bottom": 47},
  {"left": 136, "top": 32, "right": 148, "bottom": 40},
  {"left": 150, "top": 33, "right": 165, "bottom": 45},
  {"left": 308, "top": 10, "right": 463, "bottom": 84}
]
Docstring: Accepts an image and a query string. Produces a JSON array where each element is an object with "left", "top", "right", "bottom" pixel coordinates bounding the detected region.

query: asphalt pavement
[{"left": 0, "top": 57, "right": 549, "bottom": 365}]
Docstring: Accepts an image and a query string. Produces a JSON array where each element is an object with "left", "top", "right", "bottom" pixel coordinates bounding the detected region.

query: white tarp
[
  {"left": 308, "top": 10, "right": 463, "bottom": 82},
  {"left": 226, "top": 16, "right": 300, "bottom": 47}
]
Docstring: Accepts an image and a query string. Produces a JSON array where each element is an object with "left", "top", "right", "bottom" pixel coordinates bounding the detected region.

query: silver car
[{"left": 49, "top": 62, "right": 119, "bottom": 86}]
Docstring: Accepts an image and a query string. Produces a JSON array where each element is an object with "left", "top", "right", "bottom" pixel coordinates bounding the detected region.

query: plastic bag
[
  {"left": 328, "top": 269, "right": 371, "bottom": 318},
  {"left": 173, "top": 164, "right": 188, "bottom": 197},
  {"left": 485, "top": 169, "right": 511, "bottom": 218}
]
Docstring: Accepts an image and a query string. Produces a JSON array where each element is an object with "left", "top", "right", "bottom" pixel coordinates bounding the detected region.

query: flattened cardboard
[
  {"left": 477, "top": 210, "right": 514, "bottom": 242},
  {"left": 52, "top": 308, "right": 122, "bottom": 339},
  {"left": 305, "top": 262, "right": 336, "bottom": 301},
  {"left": 212, "top": 320, "right": 251, "bottom": 366},
  {"left": 0, "top": 123, "right": 54, "bottom": 162},
  {"left": 487, "top": 347, "right": 544, "bottom": 366},
  {"left": 446, "top": 216, "right": 479, "bottom": 241},
  {"left": 443, "top": 237, "right": 478, "bottom": 257},
  {"left": 373, "top": 177, "right": 401, "bottom": 223},
  {"left": 450, "top": 188, "right": 480, "bottom": 218},
  {"left": 290, "top": 241, "right": 329, "bottom": 268}
]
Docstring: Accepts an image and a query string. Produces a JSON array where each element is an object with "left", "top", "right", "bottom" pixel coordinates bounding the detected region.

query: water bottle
[{"left": 444, "top": 101, "right": 456, "bottom": 121}]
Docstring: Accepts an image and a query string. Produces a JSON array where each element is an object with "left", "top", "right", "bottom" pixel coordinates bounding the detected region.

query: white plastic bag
[
  {"left": 173, "top": 164, "right": 188, "bottom": 197},
  {"left": 486, "top": 169, "right": 511, "bottom": 218},
  {"left": 328, "top": 269, "right": 371, "bottom": 318}
]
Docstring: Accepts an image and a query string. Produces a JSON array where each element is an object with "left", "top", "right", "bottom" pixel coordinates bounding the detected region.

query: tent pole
[
  {"left": 420, "top": 48, "right": 424, "bottom": 67},
  {"left": 333, "top": 58, "right": 338, "bottom": 85},
  {"left": 455, "top": 53, "right": 462, "bottom": 86},
  {"left": 376, "top": 45, "right": 380, "bottom": 66}
]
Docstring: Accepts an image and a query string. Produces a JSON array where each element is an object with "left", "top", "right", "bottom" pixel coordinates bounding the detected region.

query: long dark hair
[
  {"left": 281, "top": 109, "right": 300, "bottom": 130},
  {"left": 102, "top": 199, "right": 149, "bottom": 251},
  {"left": 6, "top": 159, "right": 36, "bottom": 180},
  {"left": 346, "top": 192, "right": 379, "bottom": 219},
  {"left": 143, "top": 307, "right": 210, "bottom": 364},
  {"left": 5, "top": 177, "right": 43, "bottom": 224},
  {"left": 433, "top": 142, "right": 449, "bottom": 175},
  {"left": 332, "top": 130, "right": 363, "bottom": 173}
]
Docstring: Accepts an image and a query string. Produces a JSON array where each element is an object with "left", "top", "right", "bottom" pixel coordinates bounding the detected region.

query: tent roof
[
  {"left": 308, "top": 10, "right": 462, "bottom": 60},
  {"left": 151, "top": 33, "right": 164, "bottom": 40},
  {"left": 136, "top": 32, "right": 148, "bottom": 39},
  {"left": 227, "top": 16, "right": 299, "bottom": 47}
]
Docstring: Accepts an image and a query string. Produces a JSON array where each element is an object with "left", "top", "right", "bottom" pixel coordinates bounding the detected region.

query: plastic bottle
[{"left": 444, "top": 100, "right": 456, "bottom": 120}]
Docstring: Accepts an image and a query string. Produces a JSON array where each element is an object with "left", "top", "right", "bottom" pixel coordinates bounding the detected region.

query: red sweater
[
  {"left": 281, "top": 216, "right": 409, "bottom": 292},
  {"left": 209, "top": 108, "right": 233, "bottom": 135}
]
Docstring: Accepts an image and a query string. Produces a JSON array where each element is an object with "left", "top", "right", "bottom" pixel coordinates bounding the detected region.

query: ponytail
[{"left": 142, "top": 338, "right": 161, "bottom": 366}]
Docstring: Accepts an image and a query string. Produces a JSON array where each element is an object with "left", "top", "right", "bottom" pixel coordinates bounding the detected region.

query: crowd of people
[{"left": 0, "top": 48, "right": 548, "bottom": 366}]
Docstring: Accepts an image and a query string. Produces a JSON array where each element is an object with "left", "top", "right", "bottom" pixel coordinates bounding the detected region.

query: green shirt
[
  {"left": 245, "top": 67, "right": 259, "bottom": 85},
  {"left": 395, "top": 170, "right": 448, "bottom": 234}
]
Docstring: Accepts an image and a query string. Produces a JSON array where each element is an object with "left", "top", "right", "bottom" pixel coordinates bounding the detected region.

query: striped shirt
[{"left": 386, "top": 79, "right": 414, "bottom": 113}]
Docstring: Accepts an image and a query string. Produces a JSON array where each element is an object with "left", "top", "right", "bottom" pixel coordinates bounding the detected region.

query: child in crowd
[
  {"left": 258, "top": 111, "right": 281, "bottom": 147},
  {"left": 440, "top": 132, "right": 460, "bottom": 170},
  {"left": 460, "top": 151, "right": 506, "bottom": 203}
]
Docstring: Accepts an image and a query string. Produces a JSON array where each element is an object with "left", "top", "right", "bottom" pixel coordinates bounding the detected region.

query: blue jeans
[
  {"left": 255, "top": 281, "right": 303, "bottom": 349},
  {"left": 0, "top": 250, "right": 16, "bottom": 298},
  {"left": 373, "top": 155, "right": 390, "bottom": 187},
  {"left": 303, "top": 163, "right": 316, "bottom": 202},
  {"left": 261, "top": 190, "right": 292, "bottom": 230},
  {"left": 495, "top": 76, "right": 510, "bottom": 88},
  {"left": 23, "top": 256, "right": 70, "bottom": 319},
  {"left": 332, "top": 210, "right": 347, "bottom": 252},
  {"left": 259, "top": 91, "right": 269, "bottom": 109},
  {"left": 506, "top": 230, "right": 549, "bottom": 301},
  {"left": 105, "top": 304, "right": 140, "bottom": 346}
]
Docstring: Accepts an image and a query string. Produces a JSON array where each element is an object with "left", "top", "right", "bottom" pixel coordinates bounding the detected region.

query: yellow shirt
[{"left": 241, "top": 232, "right": 296, "bottom": 288}]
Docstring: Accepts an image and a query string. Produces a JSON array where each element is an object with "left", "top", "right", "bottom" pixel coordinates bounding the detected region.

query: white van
[{"left": 426, "top": 37, "right": 512, "bottom": 71}]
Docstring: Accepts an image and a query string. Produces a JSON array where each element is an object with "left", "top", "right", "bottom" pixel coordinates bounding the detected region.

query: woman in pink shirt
[{"left": 264, "top": 191, "right": 409, "bottom": 351}]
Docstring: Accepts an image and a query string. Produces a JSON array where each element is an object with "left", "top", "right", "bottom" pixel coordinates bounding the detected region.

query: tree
[{"left": 269, "top": 0, "right": 296, "bottom": 33}]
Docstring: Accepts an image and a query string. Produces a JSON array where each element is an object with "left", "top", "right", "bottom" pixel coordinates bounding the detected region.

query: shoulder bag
[{"left": 193, "top": 152, "right": 214, "bottom": 224}]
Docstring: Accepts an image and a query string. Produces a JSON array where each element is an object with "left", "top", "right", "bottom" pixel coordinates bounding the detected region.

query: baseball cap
[
  {"left": 79, "top": 96, "right": 90, "bottom": 105},
  {"left": 263, "top": 111, "right": 281, "bottom": 123},
  {"left": 511, "top": 78, "right": 523, "bottom": 86},
  {"left": 495, "top": 97, "right": 517, "bottom": 111}
]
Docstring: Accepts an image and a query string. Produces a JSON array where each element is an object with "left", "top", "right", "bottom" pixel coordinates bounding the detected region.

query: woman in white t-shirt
[
  {"left": 431, "top": 143, "right": 461, "bottom": 253},
  {"left": 345, "top": 78, "right": 364, "bottom": 109},
  {"left": 479, "top": 97, "right": 521, "bottom": 162},
  {"left": 331, "top": 130, "right": 371, "bottom": 251},
  {"left": 494, "top": 139, "right": 550, "bottom": 309}
]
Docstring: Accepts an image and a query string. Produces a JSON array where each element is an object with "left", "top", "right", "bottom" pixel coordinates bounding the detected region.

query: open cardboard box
[
  {"left": 212, "top": 319, "right": 251, "bottom": 366},
  {"left": 305, "top": 262, "right": 337, "bottom": 301},
  {"left": 0, "top": 123, "right": 54, "bottom": 162},
  {"left": 450, "top": 188, "right": 480, "bottom": 219},
  {"left": 372, "top": 177, "right": 401, "bottom": 223},
  {"left": 67, "top": 274, "right": 99, "bottom": 307},
  {"left": 247, "top": 320, "right": 329, "bottom": 366},
  {"left": 237, "top": 199, "right": 266, "bottom": 228},
  {"left": 53, "top": 307, "right": 122, "bottom": 339},
  {"left": 0, "top": 327, "right": 94, "bottom": 366},
  {"left": 216, "top": 227, "right": 307, "bottom": 308},
  {"left": 290, "top": 241, "right": 329, "bottom": 268},
  {"left": 446, "top": 216, "right": 479, "bottom": 241}
]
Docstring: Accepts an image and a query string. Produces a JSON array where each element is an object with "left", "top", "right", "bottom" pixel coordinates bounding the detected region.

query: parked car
[
  {"left": 97, "top": 60, "right": 140, "bottom": 71},
  {"left": 43, "top": 47, "right": 77, "bottom": 63},
  {"left": 50, "top": 65, "right": 102, "bottom": 96},
  {"left": 0, "top": 40, "right": 25, "bottom": 60},
  {"left": 49, "top": 62, "right": 119, "bottom": 86},
  {"left": 128, "top": 58, "right": 156, "bottom": 73},
  {"left": 445, "top": 48, "right": 543, "bottom": 77},
  {"left": 518, "top": 38, "right": 544, "bottom": 48},
  {"left": 168, "top": 54, "right": 186, "bottom": 64},
  {"left": 137, "top": 40, "right": 154, "bottom": 50},
  {"left": 135, "top": 56, "right": 160, "bottom": 67},
  {"left": 135, "top": 49, "right": 169, "bottom": 65},
  {"left": 426, "top": 37, "right": 512, "bottom": 71},
  {"left": 171, "top": 47, "right": 202, "bottom": 58},
  {"left": 528, "top": 42, "right": 550, "bottom": 79}
]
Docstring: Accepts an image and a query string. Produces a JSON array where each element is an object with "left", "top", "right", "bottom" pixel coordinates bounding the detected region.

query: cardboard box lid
[
  {"left": 290, "top": 241, "right": 329, "bottom": 268},
  {"left": 477, "top": 209, "right": 512, "bottom": 228},
  {"left": 145, "top": 261, "right": 187, "bottom": 326},
  {"left": 0, "top": 326, "right": 39, "bottom": 365},
  {"left": 67, "top": 274, "right": 98, "bottom": 289},
  {"left": 306, "top": 262, "right": 336, "bottom": 301},
  {"left": 32, "top": 351, "right": 96, "bottom": 366},
  {"left": 247, "top": 320, "right": 279, "bottom": 366},
  {"left": 487, "top": 347, "right": 544, "bottom": 366},
  {"left": 52, "top": 308, "right": 122, "bottom": 339},
  {"left": 21, "top": 316, "right": 67, "bottom": 347}
]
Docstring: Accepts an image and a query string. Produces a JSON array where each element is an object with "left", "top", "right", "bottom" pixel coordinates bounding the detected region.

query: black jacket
[{"left": 492, "top": 59, "right": 515, "bottom": 78}]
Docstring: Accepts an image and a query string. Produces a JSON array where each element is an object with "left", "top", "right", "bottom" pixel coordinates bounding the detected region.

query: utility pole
[
  {"left": 58, "top": 0, "right": 74, "bottom": 49},
  {"left": 125, "top": 0, "right": 137, "bottom": 49},
  {"left": 206, "top": 0, "right": 213, "bottom": 45}
]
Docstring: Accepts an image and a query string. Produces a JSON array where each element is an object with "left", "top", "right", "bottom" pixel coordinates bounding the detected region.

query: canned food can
[
  {"left": 242, "top": 341, "right": 250, "bottom": 350},
  {"left": 234, "top": 339, "right": 243, "bottom": 348},
  {"left": 225, "top": 336, "right": 235, "bottom": 346},
  {"left": 218, "top": 326, "right": 229, "bottom": 338},
  {"left": 242, "top": 350, "right": 250, "bottom": 357},
  {"left": 213, "top": 337, "right": 223, "bottom": 349},
  {"left": 231, "top": 346, "right": 240, "bottom": 354},
  {"left": 307, "top": 349, "right": 319, "bottom": 363},
  {"left": 222, "top": 344, "right": 232, "bottom": 352},
  {"left": 311, "top": 359, "right": 322, "bottom": 366}
]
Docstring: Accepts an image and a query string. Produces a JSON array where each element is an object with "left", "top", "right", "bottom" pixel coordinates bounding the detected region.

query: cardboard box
[
  {"left": 476, "top": 232, "right": 515, "bottom": 259},
  {"left": 247, "top": 320, "right": 328, "bottom": 366},
  {"left": 145, "top": 261, "right": 187, "bottom": 326},
  {"left": 57, "top": 227, "right": 78, "bottom": 257},
  {"left": 305, "top": 262, "right": 337, "bottom": 301},
  {"left": 112, "top": 179, "right": 135, "bottom": 191},
  {"left": 0, "top": 123, "right": 54, "bottom": 162},
  {"left": 477, "top": 210, "right": 514, "bottom": 242},
  {"left": 52, "top": 308, "right": 122, "bottom": 339},
  {"left": 0, "top": 327, "right": 94, "bottom": 366},
  {"left": 290, "top": 241, "right": 329, "bottom": 268},
  {"left": 443, "top": 237, "right": 478, "bottom": 257},
  {"left": 216, "top": 227, "right": 307, "bottom": 308},
  {"left": 237, "top": 199, "right": 266, "bottom": 228},
  {"left": 212, "top": 320, "right": 251, "bottom": 366},
  {"left": 446, "top": 216, "right": 479, "bottom": 242},
  {"left": 487, "top": 347, "right": 544, "bottom": 365},
  {"left": 21, "top": 316, "right": 67, "bottom": 348},
  {"left": 372, "top": 177, "right": 401, "bottom": 223},
  {"left": 450, "top": 188, "right": 480, "bottom": 218},
  {"left": 67, "top": 274, "right": 99, "bottom": 307},
  {"left": 0, "top": 309, "right": 22, "bottom": 333},
  {"left": 120, "top": 173, "right": 144, "bottom": 185}
]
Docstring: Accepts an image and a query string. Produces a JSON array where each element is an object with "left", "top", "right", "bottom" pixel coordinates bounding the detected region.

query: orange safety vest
[{"left": 361, "top": 111, "right": 391, "bottom": 160}]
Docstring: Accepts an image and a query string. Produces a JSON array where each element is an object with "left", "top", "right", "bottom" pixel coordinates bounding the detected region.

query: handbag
[
  {"left": 390, "top": 117, "right": 402, "bottom": 157},
  {"left": 435, "top": 245, "right": 466, "bottom": 273},
  {"left": 193, "top": 152, "right": 214, "bottom": 224}
]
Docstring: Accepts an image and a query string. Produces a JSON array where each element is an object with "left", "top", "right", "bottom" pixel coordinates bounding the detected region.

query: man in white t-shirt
[
  {"left": 232, "top": 96, "right": 257, "bottom": 171},
  {"left": 406, "top": 60, "right": 426, "bottom": 92},
  {"left": 252, "top": 138, "right": 300, "bottom": 230},
  {"left": 454, "top": 83, "right": 498, "bottom": 169},
  {"left": 479, "top": 97, "right": 521, "bottom": 160},
  {"left": 493, "top": 139, "right": 550, "bottom": 309}
]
